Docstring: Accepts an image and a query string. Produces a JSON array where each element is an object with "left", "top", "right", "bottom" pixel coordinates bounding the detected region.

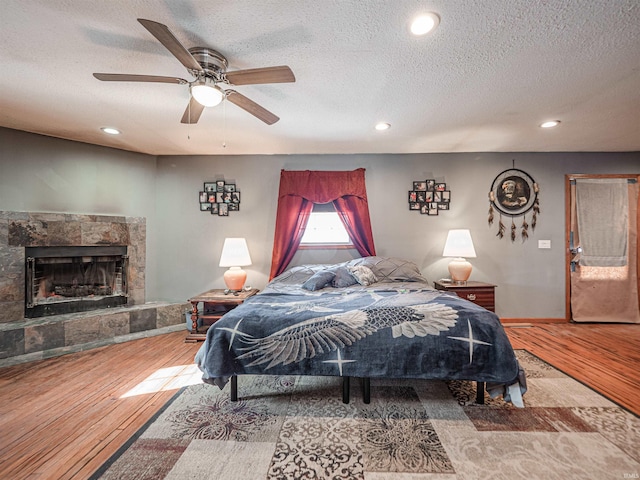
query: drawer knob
[{"left": 466, "top": 293, "right": 476, "bottom": 301}]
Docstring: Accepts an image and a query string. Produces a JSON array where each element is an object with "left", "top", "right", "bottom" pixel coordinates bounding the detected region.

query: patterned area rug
[{"left": 91, "top": 351, "right": 640, "bottom": 479}]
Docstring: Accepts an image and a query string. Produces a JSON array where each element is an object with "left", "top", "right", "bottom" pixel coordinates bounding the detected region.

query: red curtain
[{"left": 269, "top": 169, "right": 376, "bottom": 279}]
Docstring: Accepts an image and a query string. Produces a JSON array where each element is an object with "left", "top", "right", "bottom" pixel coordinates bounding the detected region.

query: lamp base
[
  {"left": 223, "top": 266, "right": 247, "bottom": 291},
  {"left": 448, "top": 257, "right": 472, "bottom": 284}
]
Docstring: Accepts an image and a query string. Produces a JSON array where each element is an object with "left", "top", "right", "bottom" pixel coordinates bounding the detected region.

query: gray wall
[
  {"left": 0, "top": 127, "right": 160, "bottom": 300},
  {"left": 2, "top": 127, "right": 639, "bottom": 319}
]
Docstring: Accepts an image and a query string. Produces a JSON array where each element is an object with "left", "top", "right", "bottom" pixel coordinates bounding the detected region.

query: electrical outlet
[{"left": 538, "top": 240, "right": 551, "bottom": 249}]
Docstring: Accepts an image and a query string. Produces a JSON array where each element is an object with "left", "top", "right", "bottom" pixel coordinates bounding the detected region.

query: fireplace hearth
[{"left": 25, "top": 246, "right": 129, "bottom": 318}]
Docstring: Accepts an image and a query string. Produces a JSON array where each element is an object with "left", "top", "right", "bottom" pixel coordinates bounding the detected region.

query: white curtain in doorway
[
  {"left": 571, "top": 177, "right": 639, "bottom": 323},
  {"left": 575, "top": 178, "right": 628, "bottom": 266}
]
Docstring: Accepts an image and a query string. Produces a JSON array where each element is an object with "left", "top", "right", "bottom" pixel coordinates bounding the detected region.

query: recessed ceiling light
[
  {"left": 101, "top": 127, "right": 121, "bottom": 135},
  {"left": 375, "top": 122, "right": 391, "bottom": 131},
  {"left": 410, "top": 13, "right": 440, "bottom": 36},
  {"left": 540, "top": 120, "right": 560, "bottom": 128}
]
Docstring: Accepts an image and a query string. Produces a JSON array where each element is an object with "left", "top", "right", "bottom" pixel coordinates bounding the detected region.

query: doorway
[{"left": 565, "top": 174, "right": 640, "bottom": 323}]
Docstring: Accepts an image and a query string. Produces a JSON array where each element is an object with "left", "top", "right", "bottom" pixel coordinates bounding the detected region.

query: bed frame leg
[
  {"left": 342, "top": 376, "right": 350, "bottom": 404},
  {"left": 362, "top": 378, "right": 370, "bottom": 404},
  {"left": 476, "top": 381, "right": 485, "bottom": 404},
  {"left": 230, "top": 375, "right": 238, "bottom": 402}
]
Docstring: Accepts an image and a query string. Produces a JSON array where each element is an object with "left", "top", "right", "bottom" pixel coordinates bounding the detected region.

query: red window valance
[{"left": 269, "top": 168, "right": 376, "bottom": 279}]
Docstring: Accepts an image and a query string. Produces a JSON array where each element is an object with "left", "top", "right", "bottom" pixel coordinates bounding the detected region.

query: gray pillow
[
  {"left": 347, "top": 256, "right": 427, "bottom": 282},
  {"left": 331, "top": 266, "right": 358, "bottom": 288},
  {"left": 302, "top": 270, "right": 336, "bottom": 291}
]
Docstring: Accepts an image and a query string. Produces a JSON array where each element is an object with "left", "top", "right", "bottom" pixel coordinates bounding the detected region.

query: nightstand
[
  {"left": 433, "top": 281, "right": 496, "bottom": 312},
  {"left": 185, "top": 288, "right": 259, "bottom": 343}
]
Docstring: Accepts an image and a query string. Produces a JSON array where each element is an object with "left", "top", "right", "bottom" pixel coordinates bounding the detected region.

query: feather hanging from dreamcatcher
[
  {"left": 497, "top": 214, "right": 505, "bottom": 239},
  {"left": 488, "top": 166, "right": 540, "bottom": 242},
  {"left": 531, "top": 184, "right": 540, "bottom": 230},
  {"left": 521, "top": 216, "right": 529, "bottom": 241},
  {"left": 488, "top": 191, "right": 495, "bottom": 225}
]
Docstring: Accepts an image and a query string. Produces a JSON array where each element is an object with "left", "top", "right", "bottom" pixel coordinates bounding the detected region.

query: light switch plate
[{"left": 538, "top": 240, "right": 551, "bottom": 249}]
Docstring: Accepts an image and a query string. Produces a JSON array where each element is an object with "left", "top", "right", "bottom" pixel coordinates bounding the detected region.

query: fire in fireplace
[{"left": 25, "top": 246, "right": 128, "bottom": 318}]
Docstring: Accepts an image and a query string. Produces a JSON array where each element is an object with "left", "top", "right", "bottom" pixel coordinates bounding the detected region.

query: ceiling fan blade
[
  {"left": 225, "top": 66, "right": 295, "bottom": 86},
  {"left": 137, "top": 18, "right": 203, "bottom": 73},
  {"left": 226, "top": 90, "right": 279, "bottom": 125},
  {"left": 180, "top": 97, "right": 205, "bottom": 124},
  {"left": 93, "top": 73, "right": 188, "bottom": 84}
]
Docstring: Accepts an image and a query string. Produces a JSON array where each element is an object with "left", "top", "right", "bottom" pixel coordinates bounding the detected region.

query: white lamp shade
[
  {"left": 219, "top": 238, "right": 252, "bottom": 267},
  {"left": 442, "top": 229, "right": 477, "bottom": 258},
  {"left": 219, "top": 238, "right": 251, "bottom": 291},
  {"left": 443, "top": 229, "right": 476, "bottom": 283},
  {"left": 191, "top": 79, "right": 224, "bottom": 107}
]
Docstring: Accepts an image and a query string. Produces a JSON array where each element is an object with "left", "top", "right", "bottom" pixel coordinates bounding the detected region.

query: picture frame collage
[
  {"left": 199, "top": 180, "right": 240, "bottom": 216},
  {"left": 408, "top": 180, "right": 450, "bottom": 215}
]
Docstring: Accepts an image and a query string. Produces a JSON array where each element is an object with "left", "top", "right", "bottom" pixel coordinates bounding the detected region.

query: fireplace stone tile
[
  {"left": 128, "top": 288, "right": 145, "bottom": 306},
  {"left": 64, "top": 312, "right": 129, "bottom": 346},
  {"left": 47, "top": 221, "right": 82, "bottom": 245},
  {"left": 0, "top": 328, "right": 25, "bottom": 359},
  {"left": 64, "top": 316, "right": 104, "bottom": 346},
  {"left": 0, "top": 217, "right": 8, "bottom": 245},
  {"left": 82, "top": 222, "right": 129, "bottom": 246},
  {"left": 25, "top": 322, "right": 65, "bottom": 353},
  {"left": 0, "top": 246, "right": 23, "bottom": 308},
  {"left": 157, "top": 303, "right": 189, "bottom": 328},
  {"left": 8, "top": 220, "right": 48, "bottom": 246},
  {"left": 99, "top": 312, "right": 130, "bottom": 338},
  {"left": 130, "top": 308, "right": 157, "bottom": 333},
  {"left": 0, "top": 302, "right": 24, "bottom": 324},
  {"left": 128, "top": 262, "right": 146, "bottom": 293}
]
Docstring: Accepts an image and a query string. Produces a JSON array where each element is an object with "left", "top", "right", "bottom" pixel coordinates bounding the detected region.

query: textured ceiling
[{"left": 1, "top": 0, "right": 639, "bottom": 156}]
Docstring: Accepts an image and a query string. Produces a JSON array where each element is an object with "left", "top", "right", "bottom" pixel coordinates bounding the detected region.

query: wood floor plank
[{"left": 0, "top": 324, "right": 638, "bottom": 480}]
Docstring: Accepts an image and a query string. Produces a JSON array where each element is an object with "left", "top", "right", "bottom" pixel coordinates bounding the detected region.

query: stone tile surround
[
  {"left": 0, "top": 211, "right": 187, "bottom": 363},
  {"left": 0, "top": 302, "right": 190, "bottom": 366}
]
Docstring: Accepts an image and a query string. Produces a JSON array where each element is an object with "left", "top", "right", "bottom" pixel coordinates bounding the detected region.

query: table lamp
[
  {"left": 219, "top": 238, "right": 252, "bottom": 291},
  {"left": 442, "top": 229, "right": 477, "bottom": 284}
]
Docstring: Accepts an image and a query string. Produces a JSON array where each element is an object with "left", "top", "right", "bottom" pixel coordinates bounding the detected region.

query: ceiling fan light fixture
[
  {"left": 191, "top": 78, "right": 224, "bottom": 107},
  {"left": 411, "top": 13, "right": 440, "bottom": 36}
]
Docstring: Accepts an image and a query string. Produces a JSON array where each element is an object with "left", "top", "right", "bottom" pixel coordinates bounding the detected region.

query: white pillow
[{"left": 348, "top": 265, "right": 378, "bottom": 286}]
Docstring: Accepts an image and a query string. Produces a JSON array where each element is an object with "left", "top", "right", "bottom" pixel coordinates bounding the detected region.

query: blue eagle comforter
[{"left": 195, "top": 260, "right": 524, "bottom": 405}]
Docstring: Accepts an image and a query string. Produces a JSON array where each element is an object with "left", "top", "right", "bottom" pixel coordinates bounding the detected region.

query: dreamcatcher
[{"left": 488, "top": 167, "right": 540, "bottom": 242}]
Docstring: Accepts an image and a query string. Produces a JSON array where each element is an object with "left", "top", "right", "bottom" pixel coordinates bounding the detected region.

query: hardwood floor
[
  {"left": 0, "top": 324, "right": 638, "bottom": 480},
  {"left": 506, "top": 322, "right": 640, "bottom": 416},
  {"left": 0, "top": 331, "right": 201, "bottom": 480}
]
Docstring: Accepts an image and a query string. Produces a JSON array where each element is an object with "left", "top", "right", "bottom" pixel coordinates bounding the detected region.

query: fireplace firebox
[{"left": 25, "top": 246, "right": 128, "bottom": 318}]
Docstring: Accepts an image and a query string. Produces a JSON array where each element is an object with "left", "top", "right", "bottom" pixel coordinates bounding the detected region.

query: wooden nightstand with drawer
[
  {"left": 185, "top": 288, "right": 259, "bottom": 343},
  {"left": 433, "top": 281, "right": 496, "bottom": 312}
]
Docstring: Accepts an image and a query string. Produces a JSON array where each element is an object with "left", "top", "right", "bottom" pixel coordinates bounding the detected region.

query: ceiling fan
[{"left": 93, "top": 19, "right": 295, "bottom": 125}]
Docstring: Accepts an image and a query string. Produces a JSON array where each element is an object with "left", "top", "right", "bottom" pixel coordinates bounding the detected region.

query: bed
[{"left": 195, "top": 256, "right": 526, "bottom": 407}]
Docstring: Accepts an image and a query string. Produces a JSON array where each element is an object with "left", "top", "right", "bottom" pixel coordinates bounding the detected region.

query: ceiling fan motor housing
[{"left": 188, "top": 47, "right": 228, "bottom": 80}]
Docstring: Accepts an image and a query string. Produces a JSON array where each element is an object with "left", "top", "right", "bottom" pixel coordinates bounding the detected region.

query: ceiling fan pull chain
[
  {"left": 187, "top": 95, "right": 191, "bottom": 140},
  {"left": 222, "top": 96, "right": 227, "bottom": 148}
]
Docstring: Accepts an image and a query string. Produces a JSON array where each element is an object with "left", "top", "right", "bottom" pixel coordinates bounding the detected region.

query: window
[{"left": 300, "top": 203, "right": 353, "bottom": 247}]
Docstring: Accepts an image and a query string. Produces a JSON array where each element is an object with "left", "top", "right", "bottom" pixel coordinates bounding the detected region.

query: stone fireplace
[
  {"left": 0, "top": 211, "right": 145, "bottom": 322},
  {"left": 25, "top": 245, "right": 129, "bottom": 318},
  {"left": 0, "top": 212, "right": 186, "bottom": 363}
]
